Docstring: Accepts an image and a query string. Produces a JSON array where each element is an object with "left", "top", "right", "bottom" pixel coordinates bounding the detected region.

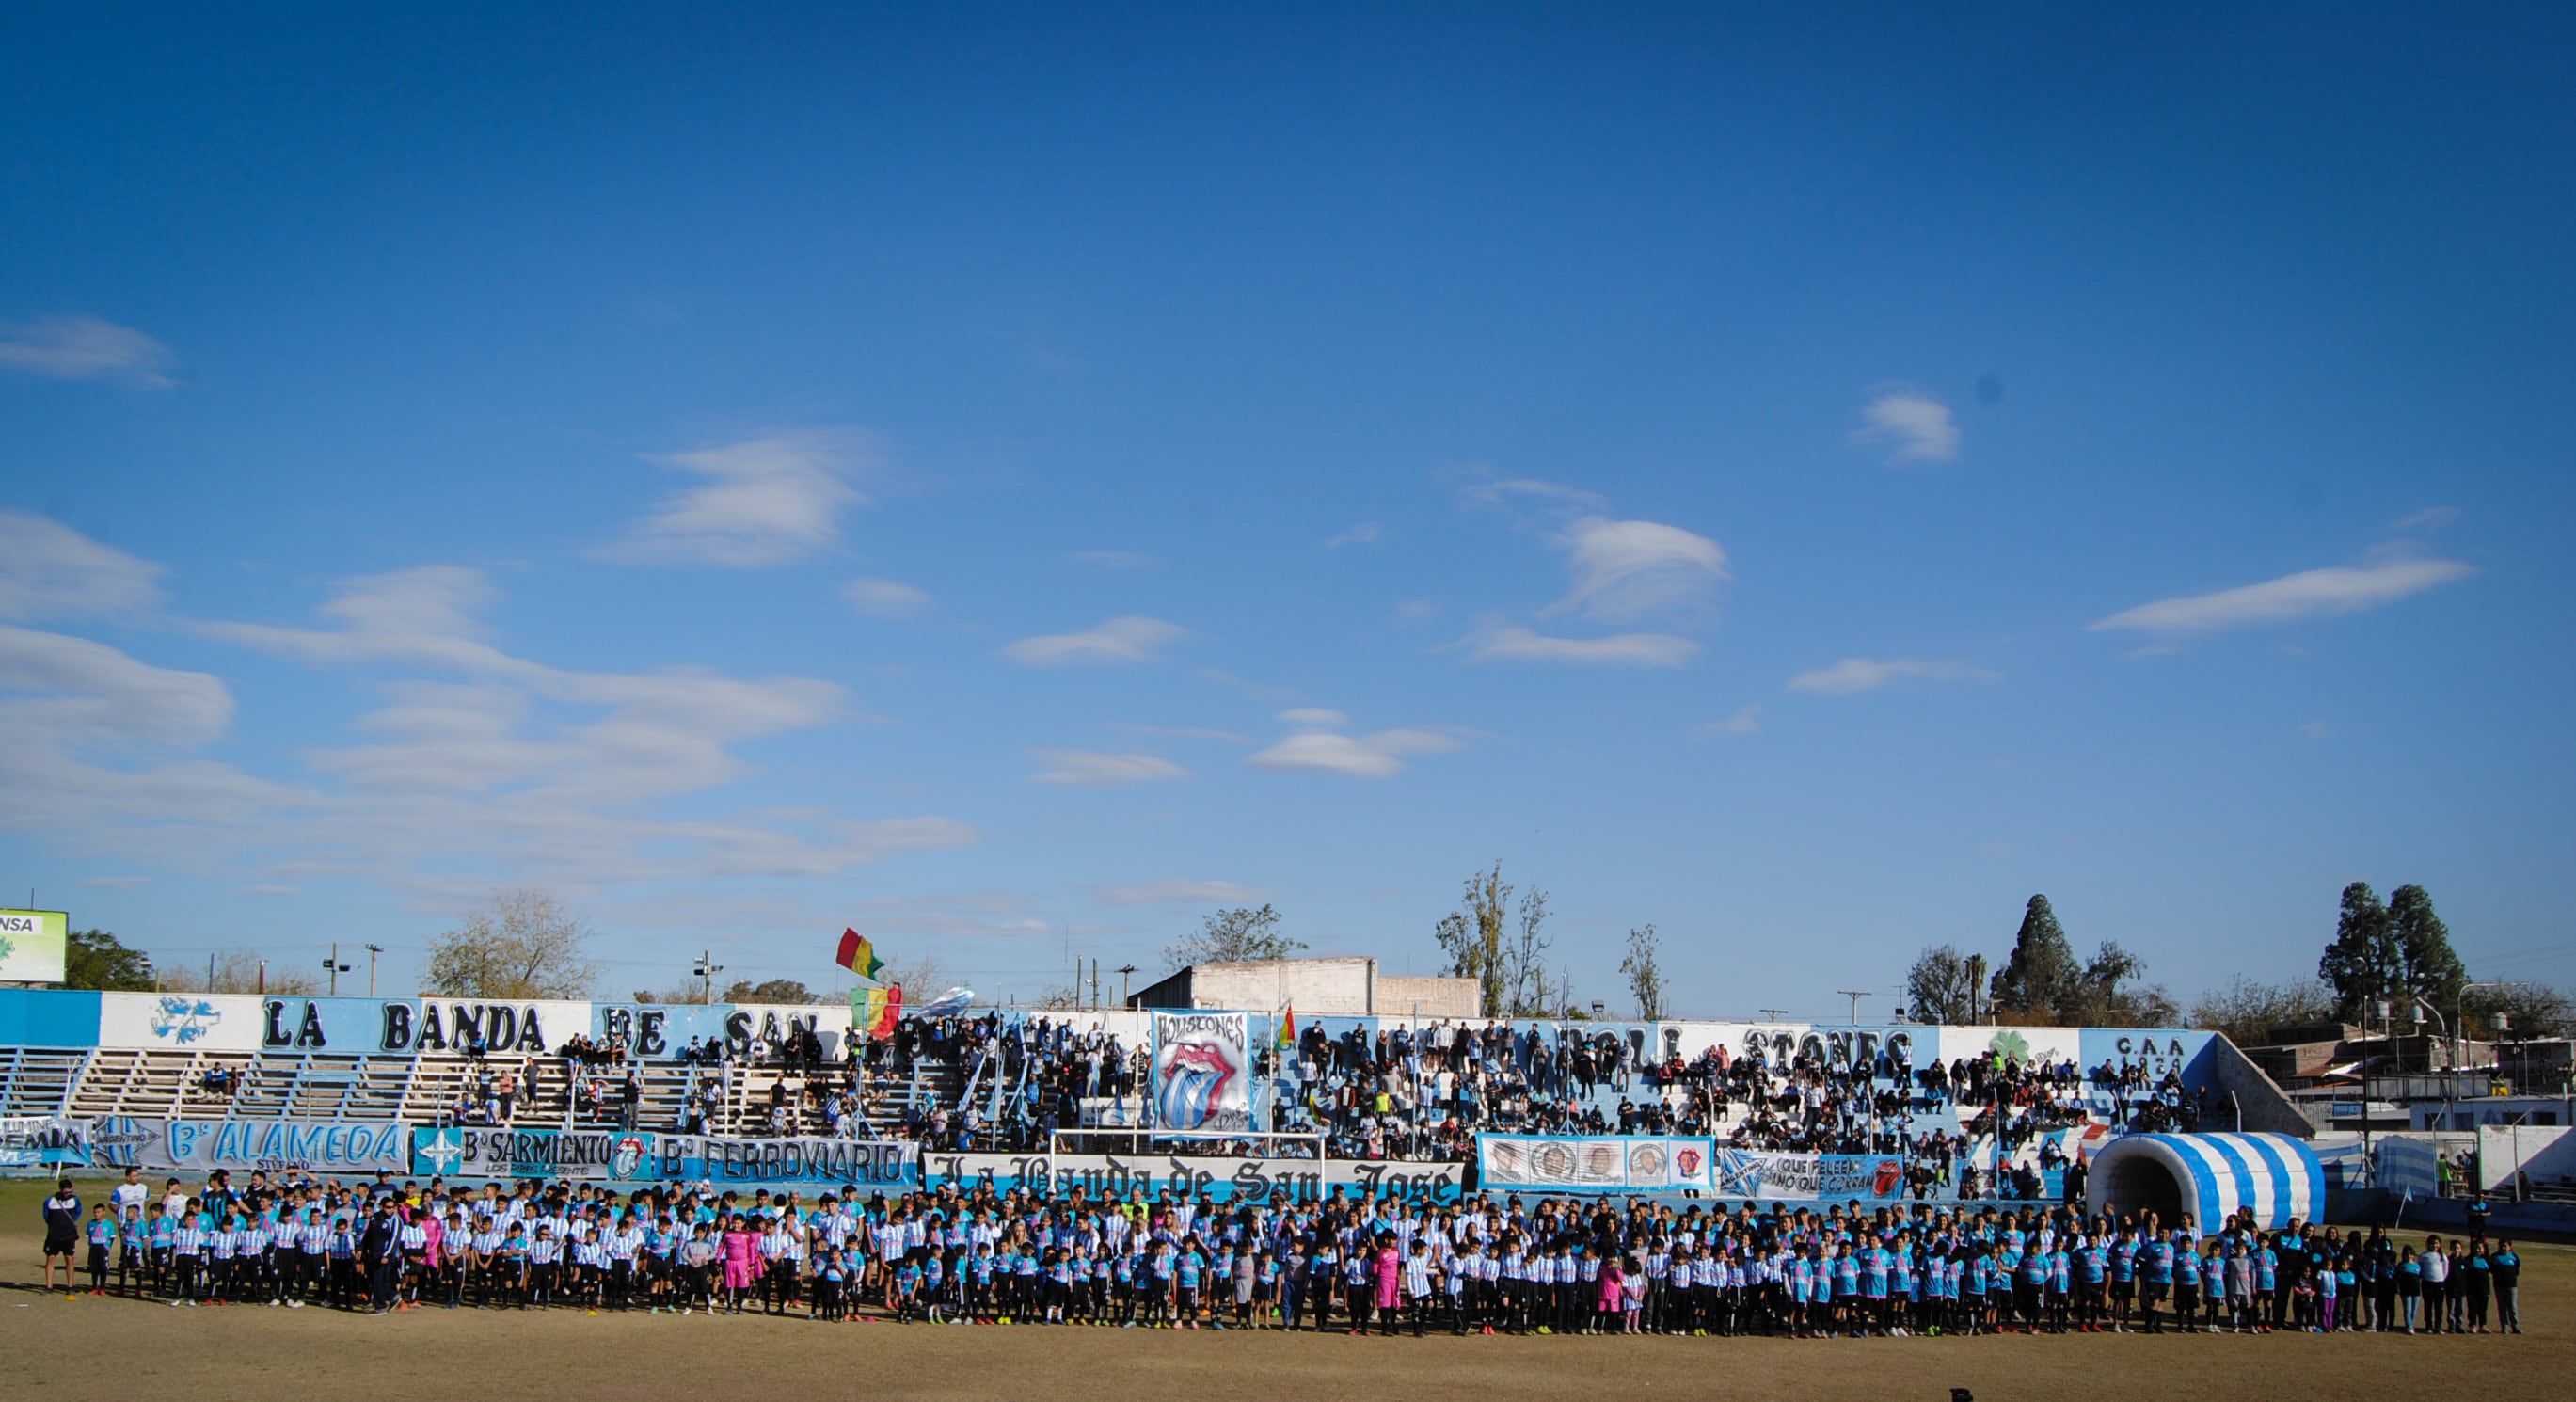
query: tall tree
[
  {"left": 1903, "top": 944, "right": 1982, "bottom": 1024},
  {"left": 2461, "top": 981, "right": 2573, "bottom": 1041},
  {"left": 1619, "top": 924, "right": 1667, "bottom": 1020},
  {"left": 2317, "top": 882, "right": 2400, "bottom": 1023},
  {"left": 1162, "top": 903, "right": 1303, "bottom": 970},
  {"left": 1505, "top": 885, "right": 1554, "bottom": 1017},
  {"left": 423, "top": 887, "right": 600, "bottom": 999},
  {"left": 2387, "top": 884, "right": 2468, "bottom": 1014},
  {"left": 1433, "top": 863, "right": 1512, "bottom": 1017},
  {"left": 63, "top": 929, "right": 154, "bottom": 991},
  {"left": 1989, "top": 894, "right": 2079, "bottom": 1022}
]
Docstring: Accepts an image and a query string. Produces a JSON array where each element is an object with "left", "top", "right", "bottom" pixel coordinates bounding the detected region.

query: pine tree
[
  {"left": 2317, "top": 882, "right": 2400, "bottom": 1023},
  {"left": 1990, "top": 894, "right": 2078, "bottom": 1021},
  {"left": 2387, "top": 884, "right": 2468, "bottom": 1013}
]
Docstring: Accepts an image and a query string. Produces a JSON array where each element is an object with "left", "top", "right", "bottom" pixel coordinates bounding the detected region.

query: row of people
[{"left": 37, "top": 1170, "right": 2525, "bottom": 1337}]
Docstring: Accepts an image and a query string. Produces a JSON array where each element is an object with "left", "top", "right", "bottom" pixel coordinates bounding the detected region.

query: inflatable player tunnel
[{"left": 2083, "top": 1132, "right": 2325, "bottom": 1231}]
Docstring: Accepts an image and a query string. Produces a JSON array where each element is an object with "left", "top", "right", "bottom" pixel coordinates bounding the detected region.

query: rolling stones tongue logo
[
  {"left": 1154, "top": 1040, "right": 1239, "bottom": 1131},
  {"left": 1872, "top": 1159, "right": 1903, "bottom": 1196}
]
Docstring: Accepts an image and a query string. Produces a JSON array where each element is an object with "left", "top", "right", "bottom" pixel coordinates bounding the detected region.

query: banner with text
[
  {"left": 923, "top": 1150, "right": 1464, "bottom": 1206},
  {"left": 1152, "top": 1012, "right": 1251, "bottom": 1135},
  {"left": 411, "top": 1126, "right": 658, "bottom": 1180},
  {"left": 152, "top": 1120, "right": 414, "bottom": 1174},
  {"left": 1713, "top": 1147, "right": 1921, "bottom": 1202},
  {"left": 657, "top": 1136, "right": 920, "bottom": 1187},
  {"left": 0, "top": 1116, "right": 91, "bottom": 1168}
]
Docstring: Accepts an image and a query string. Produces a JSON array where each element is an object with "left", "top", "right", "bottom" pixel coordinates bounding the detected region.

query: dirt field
[{"left": 1, "top": 1176, "right": 2564, "bottom": 1402}]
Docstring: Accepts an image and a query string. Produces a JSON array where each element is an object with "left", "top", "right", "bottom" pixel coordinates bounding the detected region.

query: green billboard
[{"left": 0, "top": 909, "right": 69, "bottom": 983}]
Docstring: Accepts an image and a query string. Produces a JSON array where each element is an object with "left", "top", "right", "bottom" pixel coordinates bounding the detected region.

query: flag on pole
[
  {"left": 853, "top": 982, "right": 905, "bottom": 1040},
  {"left": 1277, "top": 1004, "right": 1296, "bottom": 1051},
  {"left": 834, "top": 929, "right": 886, "bottom": 981}
]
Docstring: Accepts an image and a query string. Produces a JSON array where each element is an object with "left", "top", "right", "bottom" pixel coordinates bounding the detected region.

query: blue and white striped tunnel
[{"left": 2083, "top": 1132, "right": 2325, "bottom": 1231}]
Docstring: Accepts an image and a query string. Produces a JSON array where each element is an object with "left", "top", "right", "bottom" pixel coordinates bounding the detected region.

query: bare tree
[
  {"left": 1505, "top": 885, "right": 1554, "bottom": 1016},
  {"left": 1904, "top": 945, "right": 1983, "bottom": 1025},
  {"left": 159, "top": 948, "right": 317, "bottom": 996},
  {"left": 1619, "top": 923, "right": 1667, "bottom": 1020},
  {"left": 881, "top": 953, "right": 951, "bottom": 998},
  {"left": 1433, "top": 863, "right": 1511, "bottom": 1017},
  {"left": 423, "top": 888, "right": 600, "bottom": 999}
]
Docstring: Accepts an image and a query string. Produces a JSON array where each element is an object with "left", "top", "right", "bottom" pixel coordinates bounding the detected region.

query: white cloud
[
  {"left": 1456, "top": 472, "right": 1610, "bottom": 515},
  {"left": 0, "top": 623, "right": 292, "bottom": 834},
  {"left": 1544, "top": 516, "right": 1728, "bottom": 621},
  {"left": 842, "top": 578, "right": 930, "bottom": 617},
  {"left": 1787, "top": 658, "right": 2000, "bottom": 695},
  {"left": 1326, "top": 521, "right": 1385, "bottom": 549},
  {"left": 1069, "top": 550, "right": 1154, "bottom": 570},
  {"left": 595, "top": 431, "right": 868, "bottom": 567},
  {"left": 2392, "top": 506, "right": 2461, "bottom": 533},
  {"left": 2298, "top": 720, "right": 2330, "bottom": 741},
  {"left": 999, "top": 615, "right": 1185, "bottom": 667},
  {"left": 180, "top": 566, "right": 974, "bottom": 889},
  {"left": 1248, "top": 726, "right": 1463, "bottom": 778},
  {"left": 1691, "top": 705, "right": 1761, "bottom": 740},
  {"left": 1091, "top": 879, "right": 1270, "bottom": 906},
  {"left": 1463, "top": 623, "right": 1701, "bottom": 668},
  {"left": 76, "top": 876, "right": 148, "bottom": 889},
  {"left": 1027, "top": 749, "right": 1189, "bottom": 786},
  {"left": 1852, "top": 388, "right": 1962, "bottom": 463},
  {"left": 1277, "top": 708, "right": 1349, "bottom": 729},
  {"left": 0, "top": 514, "right": 166, "bottom": 620},
  {"left": 0, "top": 314, "right": 179, "bottom": 389},
  {"left": 2087, "top": 558, "right": 2473, "bottom": 635}
]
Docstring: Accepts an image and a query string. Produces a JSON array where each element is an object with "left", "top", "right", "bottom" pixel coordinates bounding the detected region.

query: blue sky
[{"left": 4, "top": 5, "right": 2571, "bottom": 1013}]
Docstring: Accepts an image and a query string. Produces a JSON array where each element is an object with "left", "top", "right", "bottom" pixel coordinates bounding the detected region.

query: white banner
[
  {"left": 0, "top": 1116, "right": 90, "bottom": 1168},
  {"left": 1478, "top": 1134, "right": 1716, "bottom": 1192},
  {"left": 924, "top": 1149, "right": 1464, "bottom": 1205},
  {"left": 1152, "top": 1012, "right": 1251, "bottom": 1134},
  {"left": 98, "top": 993, "right": 264, "bottom": 1052}
]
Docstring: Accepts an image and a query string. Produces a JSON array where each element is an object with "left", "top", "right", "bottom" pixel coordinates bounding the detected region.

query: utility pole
[
  {"left": 323, "top": 943, "right": 352, "bottom": 996},
  {"left": 1117, "top": 964, "right": 1137, "bottom": 1008},
  {"left": 1757, "top": 1007, "right": 1789, "bottom": 1024},
  {"left": 693, "top": 951, "right": 724, "bottom": 1004},
  {"left": 1837, "top": 989, "right": 1871, "bottom": 1024},
  {"left": 363, "top": 944, "right": 384, "bottom": 997},
  {"left": 1089, "top": 960, "right": 1101, "bottom": 1010},
  {"left": 257, "top": 959, "right": 267, "bottom": 995}
]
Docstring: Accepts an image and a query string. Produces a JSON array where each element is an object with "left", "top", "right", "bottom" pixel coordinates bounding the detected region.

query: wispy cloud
[
  {"left": 1543, "top": 517, "right": 1728, "bottom": 621},
  {"left": 1691, "top": 705, "right": 1761, "bottom": 740},
  {"left": 1069, "top": 550, "right": 1154, "bottom": 570},
  {"left": 1110, "top": 723, "right": 1253, "bottom": 745},
  {"left": 1455, "top": 471, "right": 1610, "bottom": 515},
  {"left": 1091, "top": 879, "right": 1270, "bottom": 906},
  {"left": 1462, "top": 623, "right": 1701, "bottom": 668},
  {"left": 2088, "top": 557, "right": 2473, "bottom": 635},
  {"left": 75, "top": 875, "right": 149, "bottom": 889},
  {"left": 2391, "top": 506, "right": 2461, "bottom": 533},
  {"left": 0, "top": 513, "right": 166, "bottom": 620},
  {"left": 1247, "top": 709, "right": 1465, "bottom": 778},
  {"left": 1326, "top": 521, "right": 1385, "bottom": 549},
  {"left": 999, "top": 616, "right": 1186, "bottom": 667},
  {"left": 0, "top": 314, "right": 179, "bottom": 389},
  {"left": 1787, "top": 658, "right": 1999, "bottom": 695},
  {"left": 2298, "top": 720, "right": 2330, "bottom": 741},
  {"left": 1027, "top": 749, "right": 1189, "bottom": 786},
  {"left": 842, "top": 578, "right": 930, "bottom": 617},
  {"left": 238, "top": 884, "right": 300, "bottom": 897},
  {"left": 1851, "top": 387, "right": 1961, "bottom": 464},
  {"left": 595, "top": 431, "right": 868, "bottom": 567}
]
